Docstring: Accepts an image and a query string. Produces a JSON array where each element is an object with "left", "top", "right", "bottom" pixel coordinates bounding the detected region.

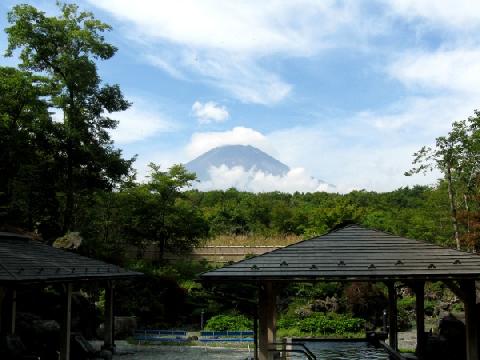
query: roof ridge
[
  {"left": 198, "top": 223, "right": 368, "bottom": 277},
  {"left": 342, "top": 224, "right": 479, "bottom": 255}
]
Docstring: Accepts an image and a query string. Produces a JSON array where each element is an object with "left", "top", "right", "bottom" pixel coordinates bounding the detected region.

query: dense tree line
[{"left": 185, "top": 185, "right": 452, "bottom": 244}]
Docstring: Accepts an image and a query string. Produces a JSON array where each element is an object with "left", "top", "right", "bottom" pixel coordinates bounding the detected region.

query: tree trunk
[
  {"left": 63, "top": 92, "right": 76, "bottom": 233},
  {"left": 464, "top": 193, "right": 471, "bottom": 247},
  {"left": 158, "top": 237, "right": 166, "bottom": 262},
  {"left": 446, "top": 166, "right": 460, "bottom": 250},
  {"left": 63, "top": 140, "right": 74, "bottom": 233}
]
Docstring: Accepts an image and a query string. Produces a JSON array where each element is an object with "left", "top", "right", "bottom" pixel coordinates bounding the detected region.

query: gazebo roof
[
  {"left": 0, "top": 232, "right": 141, "bottom": 284},
  {"left": 200, "top": 224, "right": 480, "bottom": 282}
]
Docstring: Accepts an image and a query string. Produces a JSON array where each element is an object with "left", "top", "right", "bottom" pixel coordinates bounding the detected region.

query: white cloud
[
  {"left": 144, "top": 54, "right": 185, "bottom": 79},
  {"left": 258, "top": 44, "right": 480, "bottom": 192},
  {"left": 357, "top": 96, "right": 472, "bottom": 134},
  {"left": 184, "top": 120, "right": 441, "bottom": 193},
  {"left": 196, "top": 165, "right": 332, "bottom": 193},
  {"left": 87, "top": 0, "right": 375, "bottom": 104},
  {"left": 388, "top": 48, "right": 480, "bottom": 95},
  {"left": 192, "top": 101, "right": 229, "bottom": 124},
  {"left": 182, "top": 52, "right": 292, "bottom": 104},
  {"left": 268, "top": 123, "right": 441, "bottom": 193},
  {"left": 386, "top": 0, "right": 480, "bottom": 29},
  {"left": 109, "top": 99, "right": 174, "bottom": 144},
  {"left": 186, "top": 126, "right": 273, "bottom": 158},
  {"left": 89, "top": 0, "right": 356, "bottom": 55}
]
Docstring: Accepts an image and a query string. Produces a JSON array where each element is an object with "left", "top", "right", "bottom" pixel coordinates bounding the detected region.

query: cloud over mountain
[{"left": 185, "top": 144, "right": 333, "bottom": 193}]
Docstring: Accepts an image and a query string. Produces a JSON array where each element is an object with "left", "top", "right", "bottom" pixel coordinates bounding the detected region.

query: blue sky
[{"left": 2, "top": 0, "right": 479, "bottom": 192}]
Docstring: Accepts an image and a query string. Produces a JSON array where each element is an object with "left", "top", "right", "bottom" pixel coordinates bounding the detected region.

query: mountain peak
[{"left": 186, "top": 145, "right": 289, "bottom": 181}]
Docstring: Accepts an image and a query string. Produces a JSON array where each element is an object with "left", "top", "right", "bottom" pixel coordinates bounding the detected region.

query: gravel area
[
  {"left": 92, "top": 341, "right": 252, "bottom": 360},
  {"left": 398, "top": 330, "right": 417, "bottom": 350}
]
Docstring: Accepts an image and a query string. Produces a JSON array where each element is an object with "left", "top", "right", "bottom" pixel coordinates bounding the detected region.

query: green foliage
[
  {"left": 452, "top": 302, "right": 464, "bottom": 312},
  {"left": 5, "top": 2, "right": 133, "bottom": 234},
  {"left": 398, "top": 296, "right": 435, "bottom": 315},
  {"left": 188, "top": 186, "right": 453, "bottom": 247},
  {"left": 293, "top": 282, "right": 342, "bottom": 299},
  {"left": 121, "top": 164, "right": 209, "bottom": 260},
  {"left": 114, "top": 273, "right": 188, "bottom": 328},
  {"left": 397, "top": 296, "right": 416, "bottom": 310},
  {"left": 278, "top": 312, "right": 365, "bottom": 336},
  {"left": 130, "top": 259, "right": 214, "bottom": 282},
  {"left": 397, "top": 295, "right": 436, "bottom": 331},
  {"left": 204, "top": 314, "right": 253, "bottom": 331},
  {"left": 406, "top": 111, "right": 480, "bottom": 250},
  {"left": 0, "top": 66, "right": 59, "bottom": 236}
]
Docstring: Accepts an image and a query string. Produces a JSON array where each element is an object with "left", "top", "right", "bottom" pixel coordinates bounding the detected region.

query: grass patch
[{"left": 203, "top": 234, "right": 302, "bottom": 246}]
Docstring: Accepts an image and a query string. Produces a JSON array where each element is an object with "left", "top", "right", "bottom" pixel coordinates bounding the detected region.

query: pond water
[
  {"left": 291, "top": 341, "right": 390, "bottom": 360},
  {"left": 103, "top": 340, "right": 389, "bottom": 359}
]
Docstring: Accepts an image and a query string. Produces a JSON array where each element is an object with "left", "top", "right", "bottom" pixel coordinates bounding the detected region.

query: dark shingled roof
[
  {"left": 200, "top": 224, "right": 480, "bottom": 282},
  {"left": 0, "top": 232, "right": 141, "bottom": 284}
]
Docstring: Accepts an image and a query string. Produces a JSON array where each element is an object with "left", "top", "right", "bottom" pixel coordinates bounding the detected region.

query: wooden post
[
  {"left": 283, "top": 337, "right": 292, "bottom": 360},
  {"left": 387, "top": 282, "right": 398, "bottom": 351},
  {"left": 0, "top": 287, "right": 4, "bottom": 333},
  {"left": 258, "top": 282, "right": 276, "bottom": 360},
  {"left": 461, "top": 280, "right": 479, "bottom": 360},
  {"left": 59, "top": 283, "right": 72, "bottom": 360},
  {"left": 414, "top": 281, "right": 425, "bottom": 358},
  {"left": 10, "top": 289, "right": 16, "bottom": 335},
  {"left": 103, "top": 281, "right": 115, "bottom": 352},
  {"left": 254, "top": 309, "right": 259, "bottom": 360}
]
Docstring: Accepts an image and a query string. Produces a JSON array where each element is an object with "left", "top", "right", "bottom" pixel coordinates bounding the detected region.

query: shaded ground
[{"left": 93, "top": 341, "right": 251, "bottom": 360}]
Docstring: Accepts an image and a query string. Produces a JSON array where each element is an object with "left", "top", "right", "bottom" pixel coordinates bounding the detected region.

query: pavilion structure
[
  {"left": 0, "top": 232, "right": 141, "bottom": 360},
  {"left": 200, "top": 224, "right": 480, "bottom": 360}
]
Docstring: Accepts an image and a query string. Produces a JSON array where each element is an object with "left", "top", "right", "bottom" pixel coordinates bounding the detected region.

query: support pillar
[
  {"left": 103, "top": 281, "right": 115, "bottom": 352},
  {"left": 59, "top": 283, "right": 72, "bottom": 360},
  {"left": 10, "top": 289, "right": 16, "bottom": 335},
  {"left": 258, "top": 282, "right": 276, "bottom": 360},
  {"left": 387, "top": 282, "right": 398, "bottom": 351},
  {"left": 461, "top": 280, "right": 479, "bottom": 360},
  {"left": 0, "top": 287, "right": 4, "bottom": 333},
  {"left": 3, "top": 288, "right": 17, "bottom": 335},
  {"left": 414, "top": 281, "right": 425, "bottom": 358},
  {"left": 254, "top": 309, "right": 258, "bottom": 360}
]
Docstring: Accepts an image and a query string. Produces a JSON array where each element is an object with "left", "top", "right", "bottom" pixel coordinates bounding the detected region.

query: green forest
[{"left": 2, "top": 2, "right": 480, "bottom": 340}]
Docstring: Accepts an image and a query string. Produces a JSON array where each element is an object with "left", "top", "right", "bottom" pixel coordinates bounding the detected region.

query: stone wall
[{"left": 126, "top": 245, "right": 284, "bottom": 263}]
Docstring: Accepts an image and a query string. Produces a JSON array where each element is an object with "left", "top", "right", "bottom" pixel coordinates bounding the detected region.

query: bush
[
  {"left": 278, "top": 312, "right": 365, "bottom": 336},
  {"left": 294, "top": 282, "right": 342, "bottom": 299},
  {"left": 204, "top": 314, "right": 253, "bottom": 331}
]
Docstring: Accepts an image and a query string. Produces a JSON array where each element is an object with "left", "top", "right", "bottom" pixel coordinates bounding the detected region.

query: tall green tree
[
  {"left": 5, "top": 2, "right": 133, "bottom": 233},
  {"left": 406, "top": 112, "right": 480, "bottom": 249},
  {"left": 123, "top": 164, "right": 209, "bottom": 261},
  {"left": 0, "top": 66, "right": 59, "bottom": 235}
]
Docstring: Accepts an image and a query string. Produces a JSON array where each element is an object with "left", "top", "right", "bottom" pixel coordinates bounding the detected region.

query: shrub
[
  {"left": 278, "top": 312, "right": 365, "bottom": 336},
  {"left": 294, "top": 282, "right": 341, "bottom": 299},
  {"left": 205, "top": 314, "right": 253, "bottom": 331}
]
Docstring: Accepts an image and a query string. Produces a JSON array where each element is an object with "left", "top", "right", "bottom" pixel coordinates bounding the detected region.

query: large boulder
[
  {"left": 53, "top": 232, "right": 82, "bottom": 249},
  {"left": 15, "top": 312, "right": 60, "bottom": 359}
]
